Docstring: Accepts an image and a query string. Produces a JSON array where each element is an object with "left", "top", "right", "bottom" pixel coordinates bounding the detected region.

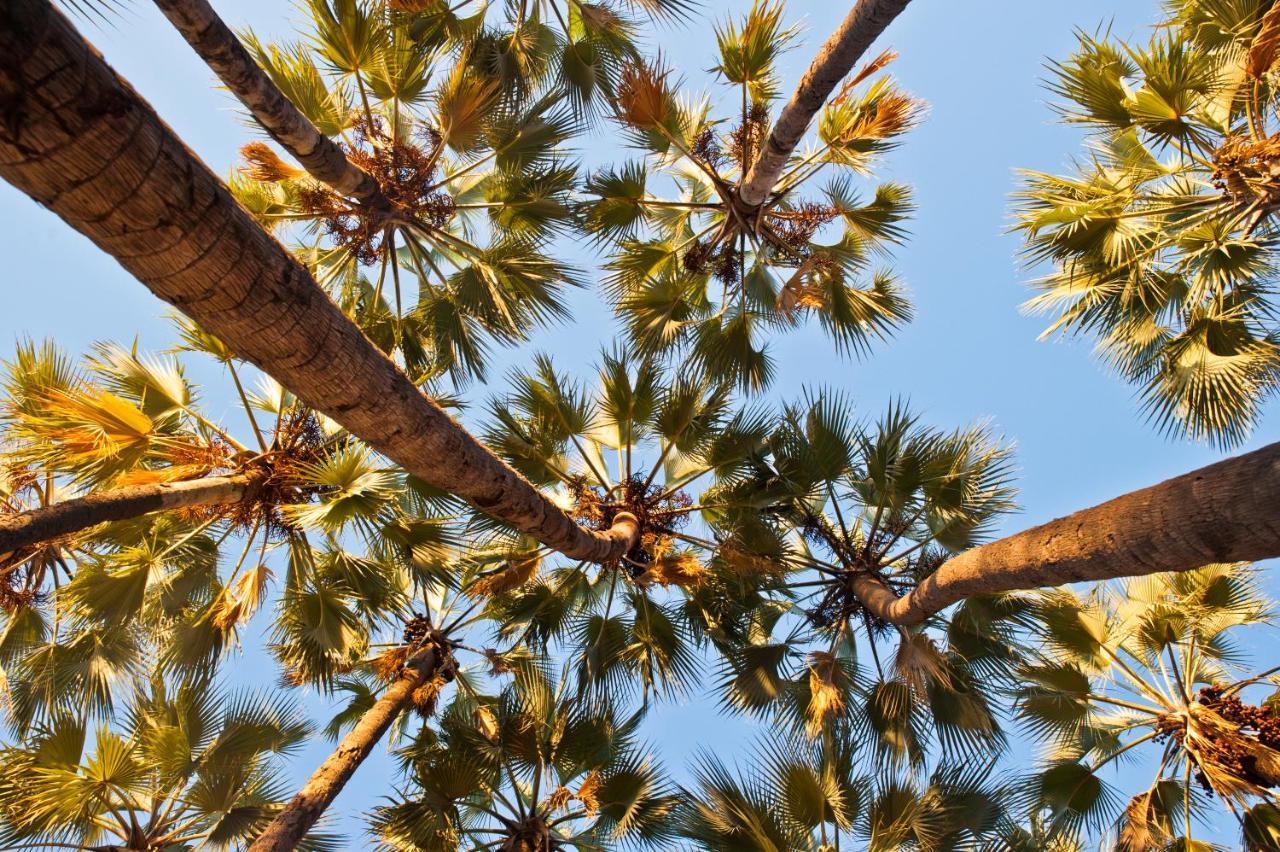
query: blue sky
[{"left": 3, "top": 0, "right": 1278, "bottom": 845}]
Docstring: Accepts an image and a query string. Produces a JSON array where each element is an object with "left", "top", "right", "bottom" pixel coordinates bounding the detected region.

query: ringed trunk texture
[
  {"left": 151, "top": 0, "right": 388, "bottom": 208},
  {"left": 853, "top": 441, "right": 1280, "bottom": 626},
  {"left": 248, "top": 651, "right": 438, "bottom": 851},
  {"left": 737, "top": 0, "right": 912, "bottom": 207},
  {"left": 0, "top": 0, "right": 639, "bottom": 564},
  {"left": 0, "top": 471, "right": 262, "bottom": 558}
]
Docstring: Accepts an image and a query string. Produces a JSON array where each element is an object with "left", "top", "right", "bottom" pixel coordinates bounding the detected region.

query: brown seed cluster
[
  {"left": 769, "top": 202, "right": 840, "bottom": 262},
  {"left": 1211, "top": 133, "right": 1280, "bottom": 208},
  {"left": 296, "top": 118, "right": 454, "bottom": 265},
  {"left": 726, "top": 102, "right": 770, "bottom": 171},
  {"left": 1156, "top": 685, "right": 1280, "bottom": 795},
  {"left": 683, "top": 238, "right": 742, "bottom": 284}
]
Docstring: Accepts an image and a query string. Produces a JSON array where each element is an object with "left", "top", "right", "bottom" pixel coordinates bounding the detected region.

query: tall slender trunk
[
  {"left": 737, "top": 0, "right": 912, "bottom": 207},
  {"left": 0, "top": 471, "right": 263, "bottom": 560},
  {"left": 0, "top": 0, "right": 638, "bottom": 564},
  {"left": 852, "top": 441, "right": 1280, "bottom": 626},
  {"left": 249, "top": 650, "right": 439, "bottom": 852},
  {"left": 150, "top": 0, "right": 390, "bottom": 211}
]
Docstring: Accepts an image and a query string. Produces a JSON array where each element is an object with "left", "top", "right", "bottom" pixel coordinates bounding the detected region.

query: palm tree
[
  {"left": 702, "top": 397, "right": 1026, "bottom": 769},
  {"left": 1013, "top": 565, "right": 1280, "bottom": 849},
  {"left": 709, "top": 393, "right": 1280, "bottom": 627},
  {"left": 0, "top": 0, "right": 641, "bottom": 563},
  {"left": 0, "top": 670, "right": 333, "bottom": 850},
  {"left": 676, "top": 729, "right": 1008, "bottom": 850},
  {"left": 585, "top": 0, "right": 917, "bottom": 388},
  {"left": 1015, "top": 0, "right": 1280, "bottom": 447},
  {"left": 368, "top": 658, "right": 677, "bottom": 850},
  {"left": 466, "top": 349, "right": 777, "bottom": 700},
  {"left": 216, "top": 0, "right": 583, "bottom": 384}
]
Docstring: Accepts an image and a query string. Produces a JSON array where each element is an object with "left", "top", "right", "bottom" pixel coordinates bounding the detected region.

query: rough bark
[
  {"left": 151, "top": 0, "right": 389, "bottom": 209},
  {"left": 0, "top": 471, "right": 262, "bottom": 559},
  {"left": 0, "top": 0, "right": 639, "bottom": 564},
  {"left": 737, "top": 0, "right": 912, "bottom": 207},
  {"left": 852, "top": 441, "right": 1280, "bottom": 626},
  {"left": 248, "top": 650, "right": 438, "bottom": 851}
]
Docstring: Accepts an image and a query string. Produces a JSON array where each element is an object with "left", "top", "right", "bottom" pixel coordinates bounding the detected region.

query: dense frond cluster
[{"left": 1016, "top": 0, "right": 1280, "bottom": 446}]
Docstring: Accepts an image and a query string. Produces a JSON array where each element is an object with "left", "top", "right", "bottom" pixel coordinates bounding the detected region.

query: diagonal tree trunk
[
  {"left": 737, "top": 0, "right": 913, "bottom": 207},
  {"left": 249, "top": 649, "right": 440, "bottom": 852},
  {"left": 149, "top": 0, "right": 390, "bottom": 212},
  {"left": 0, "top": 470, "right": 264, "bottom": 560},
  {"left": 851, "top": 440, "right": 1280, "bottom": 626},
  {"left": 0, "top": 0, "right": 639, "bottom": 565}
]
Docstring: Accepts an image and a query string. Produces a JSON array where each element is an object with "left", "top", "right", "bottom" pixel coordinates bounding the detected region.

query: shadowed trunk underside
[
  {"left": 0, "top": 471, "right": 264, "bottom": 560},
  {"left": 737, "top": 0, "right": 913, "bottom": 207},
  {"left": 247, "top": 651, "right": 439, "bottom": 852},
  {"left": 853, "top": 440, "right": 1280, "bottom": 626},
  {"left": 0, "top": 0, "right": 639, "bottom": 564}
]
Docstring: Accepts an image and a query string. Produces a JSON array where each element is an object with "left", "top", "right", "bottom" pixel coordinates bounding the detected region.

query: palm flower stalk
[
  {"left": 585, "top": 0, "right": 919, "bottom": 388},
  {"left": 1016, "top": 0, "right": 1280, "bottom": 446},
  {"left": 1015, "top": 566, "right": 1280, "bottom": 848}
]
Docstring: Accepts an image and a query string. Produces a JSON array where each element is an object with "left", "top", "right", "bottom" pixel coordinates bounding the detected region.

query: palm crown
[
  {"left": 582, "top": 0, "right": 919, "bottom": 389},
  {"left": 1014, "top": 565, "right": 1280, "bottom": 849},
  {"left": 230, "top": 0, "right": 586, "bottom": 384},
  {"left": 1016, "top": 0, "right": 1280, "bottom": 446}
]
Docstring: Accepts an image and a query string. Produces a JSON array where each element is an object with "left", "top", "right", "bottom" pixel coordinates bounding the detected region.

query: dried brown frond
[
  {"left": 576, "top": 769, "right": 602, "bottom": 816},
  {"left": 618, "top": 60, "right": 672, "bottom": 130},
  {"left": 373, "top": 646, "right": 412, "bottom": 682},
  {"left": 1117, "top": 790, "right": 1171, "bottom": 852},
  {"left": 546, "top": 786, "right": 573, "bottom": 813},
  {"left": 844, "top": 49, "right": 899, "bottom": 93},
  {"left": 474, "top": 705, "right": 499, "bottom": 741},
  {"left": 212, "top": 562, "right": 273, "bottom": 632},
  {"left": 636, "top": 552, "right": 707, "bottom": 589},
  {"left": 467, "top": 553, "right": 541, "bottom": 598},
  {"left": 411, "top": 673, "right": 449, "bottom": 716},
  {"left": 893, "top": 632, "right": 952, "bottom": 695},
  {"left": 239, "top": 141, "right": 304, "bottom": 183},
  {"left": 776, "top": 253, "right": 835, "bottom": 315},
  {"left": 837, "top": 90, "right": 923, "bottom": 147},
  {"left": 805, "top": 650, "right": 844, "bottom": 738},
  {"left": 1248, "top": 3, "right": 1280, "bottom": 79}
]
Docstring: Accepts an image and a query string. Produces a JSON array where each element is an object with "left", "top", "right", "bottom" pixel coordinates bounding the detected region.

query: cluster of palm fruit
[{"left": 0, "top": 0, "right": 1278, "bottom": 850}]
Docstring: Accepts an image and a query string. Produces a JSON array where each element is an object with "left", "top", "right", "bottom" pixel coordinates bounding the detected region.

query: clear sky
[{"left": 3, "top": 0, "right": 1277, "bottom": 845}]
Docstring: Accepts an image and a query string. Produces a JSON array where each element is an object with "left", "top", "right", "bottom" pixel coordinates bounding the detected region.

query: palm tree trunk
[
  {"left": 0, "top": 0, "right": 639, "bottom": 564},
  {"left": 0, "top": 471, "right": 263, "bottom": 560},
  {"left": 737, "top": 0, "right": 912, "bottom": 207},
  {"left": 149, "top": 0, "right": 390, "bottom": 211},
  {"left": 248, "top": 650, "right": 439, "bottom": 852},
  {"left": 852, "top": 441, "right": 1280, "bottom": 626}
]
